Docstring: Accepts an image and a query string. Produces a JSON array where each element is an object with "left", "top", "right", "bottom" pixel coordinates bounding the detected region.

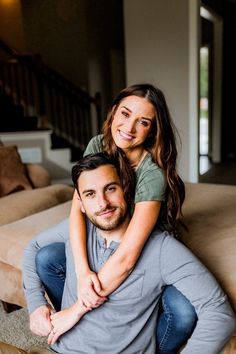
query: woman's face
[{"left": 111, "top": 95, "right": 156, "bottom": 152}]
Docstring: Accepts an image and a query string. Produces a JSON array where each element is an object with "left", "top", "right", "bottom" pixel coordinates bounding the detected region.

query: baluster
[{"left": 21, "top": 64, "right": 29, "bottom": 112}]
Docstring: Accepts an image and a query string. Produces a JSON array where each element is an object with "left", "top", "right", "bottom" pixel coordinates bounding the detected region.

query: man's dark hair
[{"left": 71, "top": 152, "right": 135, "bottom": 207}]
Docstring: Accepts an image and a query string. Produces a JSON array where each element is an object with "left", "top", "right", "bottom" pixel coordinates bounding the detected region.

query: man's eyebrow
[
  {"left": 121, "top": 105, "right": 153, "bottom": 121},
  {"left": 81, "top": 182, "right": 120, "bottom": 195},
  {"left": 82, "top": 189, "right": 94, "bottom": 195},
  {"left": 105, "top": 182, "right": 120, "bottom": 189}
]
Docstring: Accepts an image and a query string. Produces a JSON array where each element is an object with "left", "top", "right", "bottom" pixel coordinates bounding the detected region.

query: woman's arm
[
  {"left": 69, "top": 190, "right": 89, "bottom": 275},
  {"left": 97, "top": 200, "right": 161, "bottom": 296},
  {"left": 69, "top": 190, "right": 106, "bottom": 307}
]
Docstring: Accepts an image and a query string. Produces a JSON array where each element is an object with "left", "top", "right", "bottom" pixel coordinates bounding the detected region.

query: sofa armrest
[{"left": 25, "top": 163, "right": 51, "bottom": 188}]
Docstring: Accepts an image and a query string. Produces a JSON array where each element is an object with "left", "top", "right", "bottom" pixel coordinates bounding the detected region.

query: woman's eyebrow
[
  {"left": 121, "top": 105, "right": 132, "bottom": 112},
  {"left": 121, "top": 106, "right": 153, "bottom": 121}
]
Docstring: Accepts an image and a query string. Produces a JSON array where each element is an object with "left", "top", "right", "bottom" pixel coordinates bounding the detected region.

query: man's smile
[{"left": 96, "top": 207, "right": 117, "bottom": 218}]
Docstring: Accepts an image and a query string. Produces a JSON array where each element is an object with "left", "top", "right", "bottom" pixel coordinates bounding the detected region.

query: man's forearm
[
  {"left": 181, "top": 304, "right": 236, "bottom": 354},
  {"left": 23, "top": 220, "right": 68, "bottom": 313}
]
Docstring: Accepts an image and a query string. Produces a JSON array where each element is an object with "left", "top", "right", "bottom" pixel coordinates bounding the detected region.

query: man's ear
[{"left": 78, "top": 197, "right": 85, "bottom": 214}]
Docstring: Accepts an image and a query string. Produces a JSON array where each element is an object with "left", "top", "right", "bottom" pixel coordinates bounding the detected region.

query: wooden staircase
[{"left": 0, "top": 38, "right": 101, "bottom": 161}]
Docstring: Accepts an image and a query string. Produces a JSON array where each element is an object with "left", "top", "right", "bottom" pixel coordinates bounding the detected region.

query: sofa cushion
[
  {"left": 25, "top": 163, "right": 51, "bottom": 188},
  {"left": 0, "top": 184, "right": 74, "bottom": 226},
  {"left": 179, "top": 182, "right": 236, "bottom": 313},
  {"left": 0, "top": 146, "right": 32, "bottom": 197},
  {"left": 0, "top": 201, "right": 72, "bottom": 307}
]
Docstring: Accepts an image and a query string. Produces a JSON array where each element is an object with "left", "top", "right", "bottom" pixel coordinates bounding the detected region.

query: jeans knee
[
  {"left": 35, "top": 243, "right": 65, "bottom": 276},
  {"left": 162, "top": 286, "right": 197, "bottom": 335},
  {"left": 174, "top": 308, "right": 197, "bottom": 334}
]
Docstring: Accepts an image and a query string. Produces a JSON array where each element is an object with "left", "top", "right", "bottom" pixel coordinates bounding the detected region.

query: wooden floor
[{"left": 199, "top": 160, "right": 236, "bottom": 185}]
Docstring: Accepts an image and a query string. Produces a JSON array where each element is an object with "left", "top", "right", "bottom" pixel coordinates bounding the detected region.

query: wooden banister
[{"left": 0, "top": 38, "right": 101, "bottom": 150}]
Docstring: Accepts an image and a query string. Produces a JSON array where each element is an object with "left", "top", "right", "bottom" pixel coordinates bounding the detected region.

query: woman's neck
[{"left": 125, "top": 148, "right": 147, "bottom": 170}]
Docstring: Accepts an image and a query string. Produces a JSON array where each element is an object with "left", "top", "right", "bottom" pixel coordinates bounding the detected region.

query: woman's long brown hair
[{"left": 102, "top": 84, "right": 185, "bottom": 234}]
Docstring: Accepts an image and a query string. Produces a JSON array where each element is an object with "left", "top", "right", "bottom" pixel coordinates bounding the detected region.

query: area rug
[{"left": 0, "top": 302, "right": 48, "bottom": 351}]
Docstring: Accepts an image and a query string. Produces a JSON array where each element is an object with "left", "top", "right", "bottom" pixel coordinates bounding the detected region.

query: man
[{"left": 1, "top": 153, "right": 235, "bottom": 354}]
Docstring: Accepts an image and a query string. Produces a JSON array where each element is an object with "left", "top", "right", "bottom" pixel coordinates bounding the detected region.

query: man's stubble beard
[{"left": 89, "top": 206, "right": 127, "bottom": 231}]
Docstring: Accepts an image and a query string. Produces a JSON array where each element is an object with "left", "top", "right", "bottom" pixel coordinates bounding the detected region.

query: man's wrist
[{"left": 28, "top": 301, "right": 49, "bottom": 315}]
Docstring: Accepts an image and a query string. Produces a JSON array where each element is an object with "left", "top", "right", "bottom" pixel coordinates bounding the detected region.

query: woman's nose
[{"left": 125, "top": 118, "right": 136, "bottom": 133}]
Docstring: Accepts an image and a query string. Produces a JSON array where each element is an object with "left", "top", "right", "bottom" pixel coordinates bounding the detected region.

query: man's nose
[{"left": 97, "top": 193, "right": 108, "bottom": 209}]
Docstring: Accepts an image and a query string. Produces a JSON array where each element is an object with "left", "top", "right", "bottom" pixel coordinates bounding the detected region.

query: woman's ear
[{"left": 111, "top": 104, "right": 118, "bottom": 116}]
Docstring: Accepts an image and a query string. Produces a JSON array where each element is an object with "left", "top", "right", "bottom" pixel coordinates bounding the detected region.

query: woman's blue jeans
[{"left": 36, "top": 243, "right": 197, "bottom": 354}]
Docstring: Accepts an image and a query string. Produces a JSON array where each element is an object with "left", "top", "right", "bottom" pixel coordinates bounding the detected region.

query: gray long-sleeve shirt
[{"left": 23, "top": 219, "right": 236, "bottom": 354}]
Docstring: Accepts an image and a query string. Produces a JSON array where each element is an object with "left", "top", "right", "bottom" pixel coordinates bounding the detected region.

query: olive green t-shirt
[{"left": 84, "top": 135, "right": 166, "bottom": 203}]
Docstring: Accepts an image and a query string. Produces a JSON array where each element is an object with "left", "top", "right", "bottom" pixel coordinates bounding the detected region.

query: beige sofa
[
  {"left": 0, "top": 143, "right": 74, "bottom": 226},
  {"left": 0, "top": 182, "right": 235, "bottom": 352},
  {"left": 0, "top": 163, "right": 74, "bottom": 227}
]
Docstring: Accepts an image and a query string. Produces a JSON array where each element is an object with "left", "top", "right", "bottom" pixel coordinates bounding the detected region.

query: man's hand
[
  {"left": 77, "top": 270, "right": 107, "bottom": 309},
  {"left": 47, "top": 301, "right": 89, "bottom": 345},
  {"left": 30, "top": 304, "right": 54, "bottom": 336}
]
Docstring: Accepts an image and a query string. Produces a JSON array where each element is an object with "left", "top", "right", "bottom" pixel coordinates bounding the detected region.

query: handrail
[
  {"left": 0, "top": 38, "right": 101, "bottom": 150},
  {"left": 0, "top": 38, "right": 22, "bottom": 57}
]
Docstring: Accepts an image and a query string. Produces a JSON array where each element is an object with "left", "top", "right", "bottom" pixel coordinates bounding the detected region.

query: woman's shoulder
[
  {"left": 84, "top": 134, "right": 104, "bottom": 155},
  {"left": 135, "top": 153, "right": 167, "bottom": 202},
  {"left": 88, "top": 134, "right": 104, "bottom": 146},
  {"left": 138, "top": 153, "right": 165, "bottom": 178}
]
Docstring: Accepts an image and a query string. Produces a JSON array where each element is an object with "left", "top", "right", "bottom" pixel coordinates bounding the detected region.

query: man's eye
[
  {"left": 107, "top": 186, "right": 116, "bottom": 192},
  {"left": 85, "top": 192, "right": 94, "bottom": 198}
]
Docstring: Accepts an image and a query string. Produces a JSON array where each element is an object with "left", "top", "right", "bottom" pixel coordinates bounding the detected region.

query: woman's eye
[
  {"left": 138, "top": 120, "right": 149, "bottom": 127},
  {"left": 121, "top": 111, "right": 129, "bottom": 118}
]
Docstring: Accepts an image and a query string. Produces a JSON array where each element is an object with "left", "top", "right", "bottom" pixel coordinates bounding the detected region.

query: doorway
[{"left": 199, "top": 6, "right": 223, "bottom": 176}]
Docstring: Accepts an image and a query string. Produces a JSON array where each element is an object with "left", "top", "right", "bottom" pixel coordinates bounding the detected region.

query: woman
[{"left": 37, "top": 84, "right": 197, "bottom": 353}]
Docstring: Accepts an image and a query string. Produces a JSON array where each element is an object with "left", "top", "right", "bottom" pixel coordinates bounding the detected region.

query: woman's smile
[{"left": 118, "top": 130, "right": 134, "bottom": 141}]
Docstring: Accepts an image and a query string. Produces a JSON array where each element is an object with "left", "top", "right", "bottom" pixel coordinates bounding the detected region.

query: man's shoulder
[{"left": 147, "top": 229, "right": 184, "bottom": 254}]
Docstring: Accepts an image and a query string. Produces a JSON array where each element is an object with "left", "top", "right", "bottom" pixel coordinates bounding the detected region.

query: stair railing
[{"left": 0, "top": 38, "right": 101, "bottom": 150}]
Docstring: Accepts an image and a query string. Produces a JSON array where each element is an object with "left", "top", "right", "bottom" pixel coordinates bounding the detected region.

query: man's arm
[
  {"left": 160, "top": 235, "right": 236, "bottom": 354},
  {"left": 22, "top": 219, "right": 69, "bottom": 335}
]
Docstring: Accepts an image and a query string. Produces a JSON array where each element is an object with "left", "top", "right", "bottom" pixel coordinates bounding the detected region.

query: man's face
[{"left": 78, "top": 164, "right": 128, "bottom": 231}]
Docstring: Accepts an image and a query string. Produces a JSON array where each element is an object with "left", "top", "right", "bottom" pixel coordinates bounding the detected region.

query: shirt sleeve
[
  {"left": 135, "top": 165, "right": 166, "bottom": 203},
  {"left": 22, "top": 219, "right": 69, "bottom": 314},
  {"left": 160, "top": 235, "right": 236, "bottom": 354},
  {"left": 83, "top": 135, "right": 103, "bottom": 156}
]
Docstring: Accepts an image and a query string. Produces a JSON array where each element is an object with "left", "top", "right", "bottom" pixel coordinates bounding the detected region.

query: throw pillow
[
  {"left": 25, "top": 163, "right": 51, "bottom": 188},
  {"left": 0, "top": 145, "right": 33, "bottom": 197}
]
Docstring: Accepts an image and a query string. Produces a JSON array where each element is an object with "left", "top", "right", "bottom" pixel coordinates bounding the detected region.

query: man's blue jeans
[{"left": 36, "top": 243, "right": 197, "bottom": 354}]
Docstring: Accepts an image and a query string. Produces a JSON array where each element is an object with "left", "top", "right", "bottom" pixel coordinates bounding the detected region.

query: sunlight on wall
[{"left": 0, "top": 0, "right": 26, "bottom": 51}]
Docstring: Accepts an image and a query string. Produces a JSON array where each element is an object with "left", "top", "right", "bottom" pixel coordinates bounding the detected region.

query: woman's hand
[
  {"left": 77, "top": 270, "right": 107, "bottom": 309},
  {"left": 47, "top": 302, "right": 88, "bottom": 345}
]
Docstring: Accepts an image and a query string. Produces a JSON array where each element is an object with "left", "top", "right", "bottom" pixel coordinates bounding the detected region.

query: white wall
[
  {"left": 0, "top": 0, "right": 26, "bottom": 52},
  {"left": 21, "top": 0, "right": 88, "bottom": 88},
  {"left": 123, "top": 0, "right": 200, "bottom": 182}
]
